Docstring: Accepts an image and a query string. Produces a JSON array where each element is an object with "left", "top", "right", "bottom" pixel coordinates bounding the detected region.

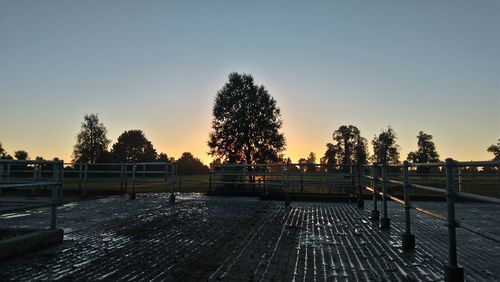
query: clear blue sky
[{"left": 1, "top": 0, "right": 499, "bottom": 164}]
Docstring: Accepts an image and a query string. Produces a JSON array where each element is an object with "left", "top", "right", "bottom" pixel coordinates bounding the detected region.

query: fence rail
[
  {"left": 0, "top": 159, "right": 64, "bottom": 229},
  {"left": 210, "top": 163, "right": 357, "bottom": 194},
  {"left": 362, "top": 159, "right": 500, "bottom": 282}
]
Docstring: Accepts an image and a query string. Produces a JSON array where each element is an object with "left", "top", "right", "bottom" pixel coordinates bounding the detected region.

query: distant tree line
[{"left": 70, "top": 113, "right": 208, "bottom": 175}]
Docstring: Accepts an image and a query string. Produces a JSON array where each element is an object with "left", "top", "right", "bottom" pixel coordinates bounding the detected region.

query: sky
[{"left": 0, "top": 0, "right": 499, "bottom": 165}]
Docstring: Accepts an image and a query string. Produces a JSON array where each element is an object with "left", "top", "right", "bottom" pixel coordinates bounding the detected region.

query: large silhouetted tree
[
  {"left": 407, "top": 131, "right": 440, "bottom": 173},
  {"left": 371, "top": 126, "right": 400, "bottom": 165},
  {"left": 208, "top": 72, "right": 285, "bottom": 164},
  {"left": 332, "top": 125, "right": 368, "bottom": 169},
  {"left": 111, "top": 130, "right": 157, "bottom": 162},
  {"left": 73, "top": 114, "right": 111, "bottom": 163},
  {"left": 487, "top": 139, "right": 500, "bottom": 161},
  {"left": 14, "top": 150, "right": 29, "bottom": 160}
]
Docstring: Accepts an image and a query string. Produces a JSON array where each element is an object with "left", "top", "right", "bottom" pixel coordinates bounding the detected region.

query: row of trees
[
  {"left": 71, "top": 114, "right": 208, "bottom": 175},
  {"left": 207, "top": 72, "right": 499, "bottom": 168},
  {"left": 0, "top": 142, "right": 36, "bottom": 161}
]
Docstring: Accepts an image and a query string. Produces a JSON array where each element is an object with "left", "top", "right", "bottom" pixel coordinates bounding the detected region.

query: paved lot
[{"left": 0, "top": 194, "right": 499, "bottom": 281}]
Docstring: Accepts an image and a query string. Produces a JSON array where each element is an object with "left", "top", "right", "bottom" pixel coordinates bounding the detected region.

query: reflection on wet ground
[{"left": 0, "top": 193, "right": 499, "bottom": 281}]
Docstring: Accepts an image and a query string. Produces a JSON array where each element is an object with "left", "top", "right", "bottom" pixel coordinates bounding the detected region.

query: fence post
[
  {"left": 458, "top": 166, "right": 462, "bottom": 193},
  {"left": 120, "top": 163, "right": 124, "bottom": 193},
  {"left": 59, "top": 161, "right": 64, "bottom": 203},
  {"left": 402, "top": 161, "right": 415, "bottom": 249},
  {"left": 357, "top": 165, "right": 364, "bottom": 208},
  {"left": 444, "top": 158, "right": 464, "bottom": 281},
  {"left": 380, "top": 165, "right": 390, "bottom": 229},
  {"left": 0, "top": 164, "right": 3, "bottom": 195},
  {"left": 283, "top": 164, "right": 290, "bottom": 206},
  {"left": 130, "top": 163, "right": 136, "bottom": 200},
  {"left": 209, "top": 170, "right": 213, "bottom": 191},
  {"left": 83, "top": 163, "right": 88, "bottom": 197},
  {"left": 78, "top": 163, "right": 82, "bottom": 192},
  {"left": 50, "top": 163, "right": 58, "bottom": 229},
  {"left": 371, "top": 166, "right": 379, "bottom": 221}
]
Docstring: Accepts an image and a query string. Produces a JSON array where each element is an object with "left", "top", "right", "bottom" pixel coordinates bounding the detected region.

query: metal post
[
  {"left": 380, "top": 165, "right": 391, "bottom": 229},
  {"left": 357, "top": 165, "right": 364, "bottom": 208},
  {"left": 120, "top": 163, "right": 124, "bottom": 193},
  {"left": 300, "top": 170, "right": 304, "bottom": 193},
  {"left": 444, "top": 158, "right": 464, "bottom": 281},
  {"left": 130, "top": 164, "right": 136, "bottom": 200},
  {"left": 371, "top": 166, "right": 379, "bottom": 221},
  {"left": 59, "top": 161, "right": 64, "bottom": 203},
  {"left": 142, "top": 164, "right": 146, "bottom": 182},
  {"left": 350, "top": 164, "right": 355, "bottom": 200},
  {"left": 402, "top": 161, "right": 415, "bottom": 249},
  {"left": 209, "top": 170, "right": 213, "bottom": 191},
  {"left": 50, "top": 163, "right": 58, "bottom": 229},
  {"left": 458, "top": 166, "right": 462, "bottom": 193},
  {"left": 284, "top": 164, "right": 290, "bottom": 206},
  {"left": 78, "top": 163, "right": 82, "bottom": 192},
  {"left": 83, "top": 163, "right": 88, "bottom": 196},
  {"left": 0, "top": 164, "right": 3, "bottom": 196}
]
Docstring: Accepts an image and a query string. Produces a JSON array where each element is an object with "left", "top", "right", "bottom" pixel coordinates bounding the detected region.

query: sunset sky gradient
[{"left": 1, "top": 0, "right": 499, "bottom": 164}]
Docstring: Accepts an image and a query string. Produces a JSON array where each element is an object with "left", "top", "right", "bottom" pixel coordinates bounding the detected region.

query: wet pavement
[{"left": 0, "top": 193, "right": 499, "bottom": 281}]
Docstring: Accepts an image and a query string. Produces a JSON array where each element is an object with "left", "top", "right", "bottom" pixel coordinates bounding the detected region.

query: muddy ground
[{"left": 0, "top": 194, "right": 499, "bottom": 281}]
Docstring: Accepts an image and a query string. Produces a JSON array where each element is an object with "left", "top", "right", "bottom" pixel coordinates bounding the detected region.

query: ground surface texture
[{"left": 0, "top": 194, "right": 499, "bottom": 281}]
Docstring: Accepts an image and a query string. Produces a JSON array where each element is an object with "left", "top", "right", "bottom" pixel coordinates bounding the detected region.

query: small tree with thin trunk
[{"left": 73, "top": 113, "right": 110, "bottom": 164}]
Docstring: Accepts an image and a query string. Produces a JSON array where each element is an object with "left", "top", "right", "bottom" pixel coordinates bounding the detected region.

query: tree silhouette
[
  {"left": 176, "top": 152, "right": 209, "bottom": 175},
  {"left": 332, "top": 125, "right": 368, "bottom": 169},
  {"left": 73, "top": 114, "right": 111, "bottom": 164},
  {"left": 371, "top": 126, "right": 400, "bottom": 165},
  {"left": 14, "top": 150, "right": 29, "bottom": 160},
  {"left": 111, "top": 130, "right": 157, "bottom": 162},
  {"left": 323, "top": 143, "right": 339, "bottom": 169},
  {"left": 407, "top": 131, "right": 440, "bottom": 173},
  {"left": 157, "top": 153, "right": 169, "bottom": 162},
  {"left": 0, "top": 142, "right": 8, "bottom": 159},
  {"left": 208, "top": 72, "right": 285, "bottom": 164},
  {"left": 487, "top": 139, "right": 500, "bottom": 161}
]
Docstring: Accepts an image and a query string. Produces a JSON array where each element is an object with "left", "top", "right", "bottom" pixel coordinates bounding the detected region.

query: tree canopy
[
  {"left": 111, "top": 130, "right": 157, "bottom": 162},
  {"left": 331, "top": 125, "right": 368, "bottom": 167},
  {"left": 0, "top": 142, "right": 11, "bottom": 159},
  {"left": 371, "top": 126, "right": 400, "bottom": 165},
  {"left": 73, "top": 113, "right": 111, "bottom": 163},
  {"left": 14, "top": 150, "right": 29, "bottom": 160},
  {"left": 208, "top": 72, "right": 285, "bottom": 164},
  {"left": 407, "top": 131, "right": 440, "bottom": 164},
  {"left": 176, "top": 152, "right": 209, "bottom": 175},
  {"left": 487, "top": 139, "right": 500, "bottom": 161}
]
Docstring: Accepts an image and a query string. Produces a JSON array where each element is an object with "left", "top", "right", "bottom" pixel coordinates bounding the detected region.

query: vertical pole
[
  {"left": 130, "top": 163, "right": 136, "bottom": 200},
  {"left": 209, "top": 170, "right": 213, "bottom": 192},
  {"left": 142, "top": 164, "right": 146, "bottom": 182},
  {"left": 458, "top": 166, "right": 462, "bottom": 193},
  {"left": 59, "top": 161, "right": 64, "bottom": 202},
  {"left": 120, "top": 163, "right": 124, "bottom": 193},
  {"left": 380, "top": 165, "right": 391, "bottom": 229},
  {"left": 357, "top": 165, "right": 364, "bottom": 208},
  {"left": 444, "top": 158, "right": 464, "bottom": 281},
  {"left": 0, "top": 164, "right": 3, "bottom": 196},
  {"left": 50, "top": 163, "right": 58, "bottom": 229},
  {"left": 371, "top": 166, "right": 379, "bottom": 221},
  {"left": 83, "top": 164, "right": 88, "bottom": 196},
  {"left": 300, "top": 167, "right": 304, "bottom": 193},
  {"left": 402, "top": 161, "right": 415, "bottom": 249},
  {"left": 7, "top": 164, "right": 11, "bottom": 181},
  {"left": 78, "top": 163, "right": 82, "bottom": 192},
  {"left": 284, "top": 164, "right": 290, "bottom": 206}
]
